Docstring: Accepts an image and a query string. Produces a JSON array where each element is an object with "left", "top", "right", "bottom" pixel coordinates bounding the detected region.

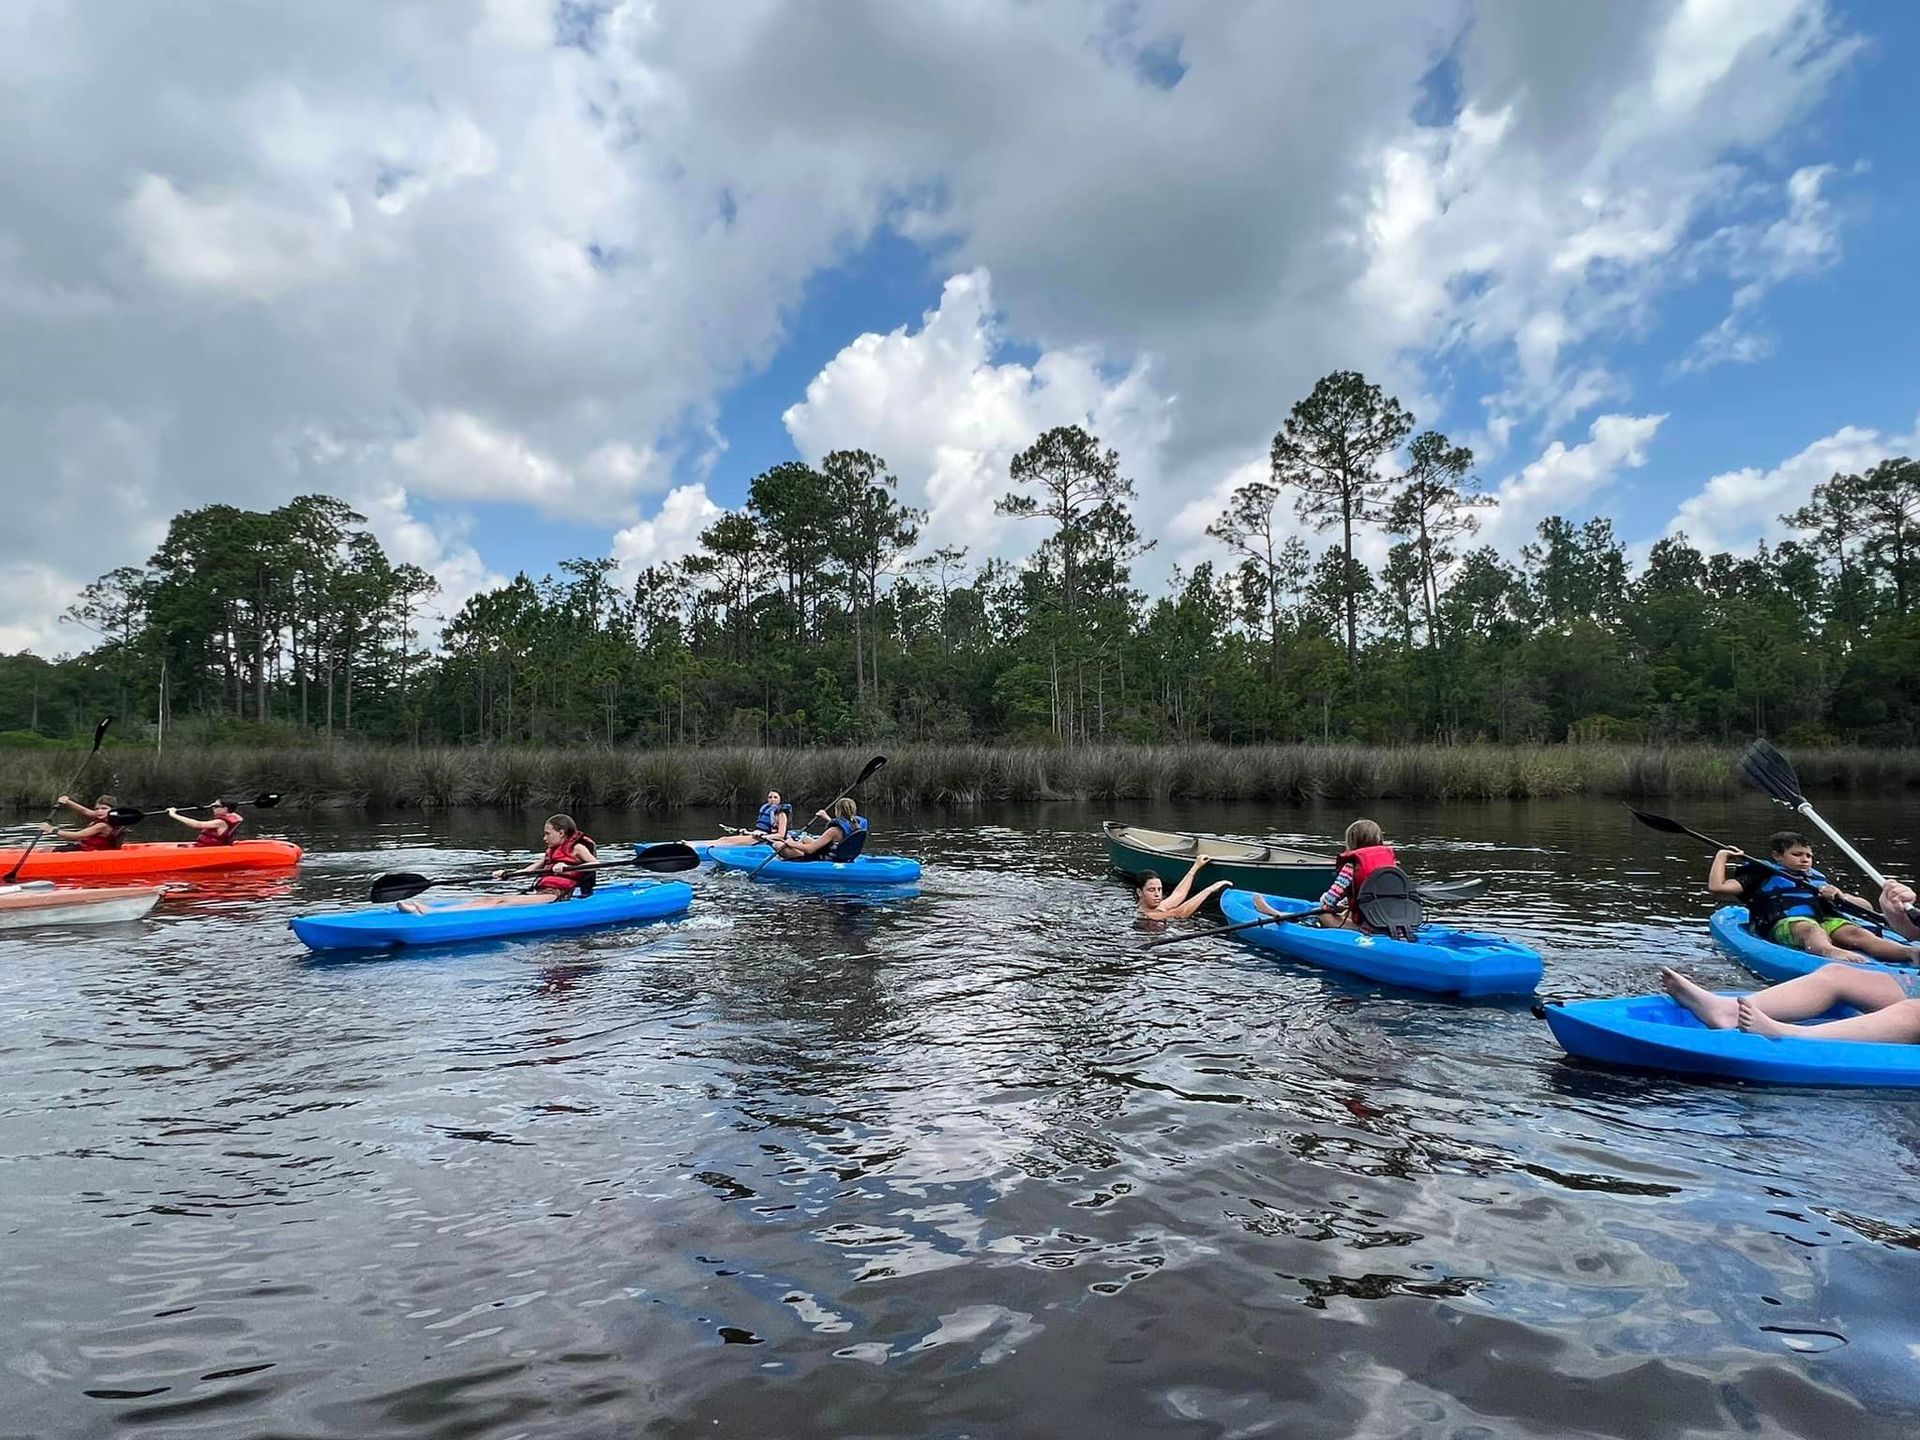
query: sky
[{"left": 2, "top": 0, "right": 1916, "bottom": 655}]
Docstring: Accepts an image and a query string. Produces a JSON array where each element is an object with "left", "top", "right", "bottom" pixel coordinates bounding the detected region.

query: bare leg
[
  {"left": 1739, "top": 962, "right": 1909, "bottom": 1020},
  {"left": 1660, "top": 968, "right": 1739, "bottom": 1029},
  {"left": 1785, "top": 920, "right": 1851, "bottom": 960},
  {"left": 1739, "top": 995, "right": 1920, "bottom": 1043},
  {"left": 1832, "top": 923, "right": 1920, "bottom": 964}
]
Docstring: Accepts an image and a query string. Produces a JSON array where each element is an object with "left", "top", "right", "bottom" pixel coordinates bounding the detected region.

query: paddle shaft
[
  {"left": 368, "top": 845, "right": 697, "bottom": 902},
  {"left": 1627, "top": 806, "right": 1887, "bottom": 928},
  {"left": 5, "top": 717, "right": 111, "bottom": 884},
  {"left": 1147, "top": 904, "right": 1339, "bottom": 948}
]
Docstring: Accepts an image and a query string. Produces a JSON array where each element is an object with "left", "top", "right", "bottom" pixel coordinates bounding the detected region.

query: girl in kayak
[
  {"left": 1137, "top": 855, "right": 1231, "bottom": 921},
  {"left": 398, "top": 815, "right": 597, "bottom": 914},
  {"left": 167, "top": 800, "right": 245, "bottom": 846},
  {"left": 40, "top": 794, "right": 127, "bottom": 850},
  {"left": 1708, "top": 831, "right": 1913, "bottom": 962},
  {"left": 706, "top": 790, "right": 793, "bottom": 848},
  {"left": 1252, "top": 818, "right": 1393, "bottom": 930},
  {"left": 1660, "top": 963, "right": 1920, "bottom": 1044},
  {"left": 774, "top": 798, "right": 867, "bottom": 862}
]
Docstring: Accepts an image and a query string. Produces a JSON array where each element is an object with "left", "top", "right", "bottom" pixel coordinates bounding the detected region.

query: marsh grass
[{"left": 3, "top": 741, "right": 1917, "bottom": 814}]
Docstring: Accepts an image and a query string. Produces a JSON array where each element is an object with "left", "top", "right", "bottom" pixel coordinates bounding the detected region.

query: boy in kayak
[
  {"left": 40, "top": 794, "right": 127, "bottom": 849},
  {"left": 774, "top": 797, "right": 867, "bottom": 862},
  {"left": 706, "top": 790, "right": 793, "bottom": 848},
  {"left": 1252, "top": 818, "right": 1394, "bottom": 930},
  {"left": 167, "top": 799, "right": 245, "bottom": 846},
  {"left": 1137, "top": 854, "right": 1231, "bottom": 920},
  {"left": 398, "top": 815, "right": 597, "bottom": 913},
  {"left": 1708, "top": 832, "right": 1915, "bottom": 962},
  {"left": 1660, "top": 963, "right": 1920, "bottom": 1044}
]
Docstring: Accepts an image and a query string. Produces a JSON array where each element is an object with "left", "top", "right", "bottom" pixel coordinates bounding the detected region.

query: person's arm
[
  {"left": 768, "top": 811, "right": 790, "bottom": 841},
  {"left": 1706, "top": 848, "right": 1747, "bottom": 899},
  {"left": 1163, "top": 855, "right": 1208, "bottom": 909},
  {"left": 1880, "top": 881, "right": 1920, "bottom": 941},
  {"left": 167, "top": 808, "right": 220, "bottom": 833},
  {"left": 56, "top": 795, "right": 97, "bottom": 821},
  {"left": 1169, "top": 879, "right": 1232, "bottom": 919},
  {"left": 40, "top": 820, "right": 106, "bottom": 841},
  {"left": 1317, "top": 861, "right": 1356, "bottom": 909}
]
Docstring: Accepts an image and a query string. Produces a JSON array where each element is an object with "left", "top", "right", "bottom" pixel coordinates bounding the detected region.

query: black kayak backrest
[{"left": 1355, "top": 866, "right": 1424, "bottom": 939}]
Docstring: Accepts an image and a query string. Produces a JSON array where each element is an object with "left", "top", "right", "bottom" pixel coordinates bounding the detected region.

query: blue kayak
[
  {"left": 1709, "top": 904, "right": 1920, "bottom": 984},
  {"left": 709, "top": 844, "right": 921, "bottom": 886},
  {"left": 291, "top": 879, "right": 694, "bottom": 951},
  {"left": 1216, "top": 889, "right": 1541, "bottom": 996},
  {"left": 1545, "top": 994, "right": 1920, "bottom": 1088}
]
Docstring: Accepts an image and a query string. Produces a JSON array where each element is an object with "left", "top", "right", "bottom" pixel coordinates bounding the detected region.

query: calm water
[{"left": 3, "top": 797, "right": 1919, "bottom": 1438}]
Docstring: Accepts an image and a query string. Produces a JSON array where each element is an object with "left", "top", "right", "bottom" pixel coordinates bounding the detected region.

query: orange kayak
[{"left": 0, "top": 839, "right": 303, "bottom": 880}]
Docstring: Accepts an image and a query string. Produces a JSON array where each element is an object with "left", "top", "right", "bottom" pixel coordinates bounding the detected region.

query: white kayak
[{"left": 0, "top": 880, "right": 165, "bottom": 929}]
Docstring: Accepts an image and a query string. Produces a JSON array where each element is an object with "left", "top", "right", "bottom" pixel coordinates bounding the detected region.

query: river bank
[{"left": 5, "top": 740, "right": 1918, "bottom": 812}]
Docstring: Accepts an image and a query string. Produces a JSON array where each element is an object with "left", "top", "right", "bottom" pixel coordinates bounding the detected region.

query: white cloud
[
  {"left": 783, "top": 269, "right": 1172, "bottom": 558},
  {"left": 612, "top": 484, "right": 724, "bottom": 572},
  {"left": 0, "top": 561, "right": 86, "bottom": 656},
  {"left": 124, "top": 174, "right": 357, "bottom": 300},
  {"left": 1481, "top": 413, "right": 1665, "bottom": 549},
  {"left": 1667, "top": 420, "right": 1920, "bottom": 554},
  {"left": 0, "top": 0, "right": 1873, "bottom": 650}
]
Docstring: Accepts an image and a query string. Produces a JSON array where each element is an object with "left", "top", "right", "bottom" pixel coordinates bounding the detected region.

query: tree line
[{"left": 7, "top": 370, "right": 1920, "bottom": 749}]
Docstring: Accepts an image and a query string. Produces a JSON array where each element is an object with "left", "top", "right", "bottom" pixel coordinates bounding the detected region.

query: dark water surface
[{"left": 4, "top": 797, "right": 1919, "bottom": 1437}]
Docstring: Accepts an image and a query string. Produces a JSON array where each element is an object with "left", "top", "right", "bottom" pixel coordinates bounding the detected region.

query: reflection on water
[{"left": 2, "top": 796, "right": 1918, "bottom": 1436}]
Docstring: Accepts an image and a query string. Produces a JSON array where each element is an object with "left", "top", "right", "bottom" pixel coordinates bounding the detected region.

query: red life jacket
[
  {"left": 535, "top": 832, "right": 597, "bottom": 897},
  {"left": 76, "top": 822, "right": 127, "bottom": 851},
  {"left": 193, "top": 813, "right": 243, "bottom": 847},
  {"left": 1336, "top": 844, "right": 1398, "bottom": 920}
]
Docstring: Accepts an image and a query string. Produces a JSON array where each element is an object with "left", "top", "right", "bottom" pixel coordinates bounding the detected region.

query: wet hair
[
  {"left": 1769, "top": 830, "right": 1812, "bottom": 856},
  {"left": 830, "top": 797, "right": 858, "bottom": 820},
  {"left": 1132, "top": 870, "right": 1162, "bottom": 892},
  {"left": 1344, "top": 818, "right": 1384, "bottom": 850}
]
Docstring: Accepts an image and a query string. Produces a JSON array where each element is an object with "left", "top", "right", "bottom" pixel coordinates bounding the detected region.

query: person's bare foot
[
  {"left": 398, "top": 900, "right": 426, "bottom": 915},
  {"left": 1660, "top": 967, "right": 1739, "bottom": 1029},
  {"left": 1736, "top": 997, "right": 1791, "bottom": 1039}
]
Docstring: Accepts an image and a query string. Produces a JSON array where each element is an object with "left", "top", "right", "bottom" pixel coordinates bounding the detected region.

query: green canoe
[{"left": 1103, "top": 821, "right": 1336, "bottom": 900}]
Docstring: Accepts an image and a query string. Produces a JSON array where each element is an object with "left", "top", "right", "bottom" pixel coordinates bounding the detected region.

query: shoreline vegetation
[{"left": 4, "top": 742, "right": 1917, "bottom": 813}]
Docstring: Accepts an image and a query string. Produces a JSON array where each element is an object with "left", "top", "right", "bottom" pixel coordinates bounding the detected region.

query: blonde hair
[
  {"left": 830, "top": 797, "right": 858, "bottom": 820},
  {"left": 1344, "top": 818, "right": 1384, "bottom": 850}
]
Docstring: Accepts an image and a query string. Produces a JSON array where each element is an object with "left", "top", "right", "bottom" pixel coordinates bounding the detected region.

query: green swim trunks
[{"left": 1770, "top": 915, "right": 1851, "bottom": 948}]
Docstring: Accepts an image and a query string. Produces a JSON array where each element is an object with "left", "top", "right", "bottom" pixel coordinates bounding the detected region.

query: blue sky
[{"left": 0, "top": 0, "right": 1914, "bottom": 650}]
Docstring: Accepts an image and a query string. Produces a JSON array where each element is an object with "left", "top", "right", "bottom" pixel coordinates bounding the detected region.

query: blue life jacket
[
  {"left": 755, "top": 801, "right": 792, "bottom": 834},
  {"left": 825, "top": 815, "right": 870, "bottom": 862},
  {"left": 1742, "top": 861, "right": 1829, "bottom": 932}
]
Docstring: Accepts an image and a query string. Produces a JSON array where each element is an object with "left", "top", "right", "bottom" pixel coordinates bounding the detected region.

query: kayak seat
[
  {"left": 832, "top": 828, "right": 870, "bottom": 863},
  {"left": 1354, "top": 866, "right": 1425, "bottom": 940}
]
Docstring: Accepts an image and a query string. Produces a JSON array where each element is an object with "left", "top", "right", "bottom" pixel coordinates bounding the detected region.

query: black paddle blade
[
  {"left": 252, "top": 792, "right": 283, "bottom": 809},
  {"left": 367, "top": 871, "right": 434, "bottom": 903},
  {"left": 1738, "top": 739, "right": 1806, "bottom": 807},
  {"left": 852, "top": 755, "right": 887, "bottom": 790},
  {"left": 90, "top": 717, "right": 112, "bottom": 747},
  {"left": 1624, "top": 805, "right": 1690, "bottom": 836},
  {"left": 104, "top": 807, "right": 146, "bottom": 827},
  {"left": 632, "top": 842, "right": 700, "bottom": 873}
]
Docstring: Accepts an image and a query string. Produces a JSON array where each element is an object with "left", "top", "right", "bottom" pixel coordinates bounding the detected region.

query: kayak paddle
[
  {"left": 1624, "top": 803, "right": 1894, "bottom": 930},
  {"left": 107, "top": 792, "right": 282, "bottom": 827},
  {"left": 749, "top": 754, "right": 887, "bottom": 881},
  {"left": 1735, "top": 740, "right": 1920, "bottom": 925},
  {"left": 4, "top": 717, "right": 111, "bottom": 884},
  {"left": 368, "top": 841, "right": 700, "bottom": 903}
]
